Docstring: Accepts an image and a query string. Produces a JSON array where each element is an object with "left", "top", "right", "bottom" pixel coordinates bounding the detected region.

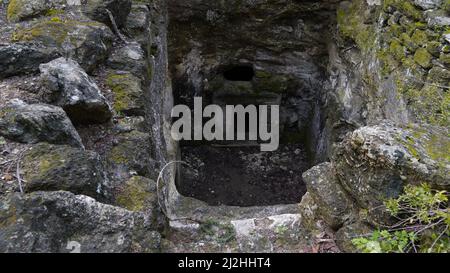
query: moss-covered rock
[
  {"left": 337, "top": 0, "right": 378, "bottom": 52},
  {"left": 0, "top": 191, "right": 161, "bottom": 252},
  {"left": 427, "top": 66, "right": 450, "bottom": 84},
  {"left": 107, "top": 130, "right": 152, "bottom": 179},
  {"left": 40, "top": 57, "right": 112, "bottom": 124},
  {"left": 411, "top": 29, "right": 429, "bottom": 47},
  {"left": 439, "top": 52, "right": 450, "bottom": 65},
  {"left": 21, "top": 142, "right": 109, "bottom": 199},
  {"left": 333, "top": 122, "right": 449, "bottom": 214},
  {"left": 335, "top": 222, "right": 374, "bottom": 253},
  {"left": 426, "top": 41, "right": 442, "bottom": 57},
  {"left": 0, "top": 99, "right": 83, "bottom": 147},
  {"left": 7, "top": 0, "right": 66, "bottom": 22},
  {"left": 302, "top": 163, "right": 356, "bottom": 229},
  {"left": 105, "top": 71, "right": 144, "bottom": 116},
  {"left": 0, "top": 42, "right": 60, "bottom": 79},
  {"left": 414, "top": 48, "right": 432, "bottom": 68},
  {"left": 384, "top": 0, "right": 423, "bottom": 21},
  {"left": 115, "top": 176, "right": 157, "bottom": 212},
  {"left": 390, "top": 39, "right": 406, "bottom": 60},
  {"left": 12, "top": 18, "right": 114, "bottom": 72}
]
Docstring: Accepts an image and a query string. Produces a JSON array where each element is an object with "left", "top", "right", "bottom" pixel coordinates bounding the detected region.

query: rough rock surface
[
  {"left": 0, "top": 191, "right": 160, "bottom": 253},
  {"left": 335, "top": 221, "right": 374, "bottom": 253},
  {"left": 40, "top": 57, "right": 112, "bottom": 124},
  {"left": 106, "top": 130, "right": 152, "bottom": 180},
  {"left": 6, "top": 0, "right": 71, "bottom": 22},
  {"left": 107, "top": 43, "right": 146, "bottom": 77},
  {"left": 0, "top": 43, "right": 59, "bottom": 79},
  {"left": 105, "top": 70, "right": 144, "bottom": 116},
  {"left": 303, "top": 121, "right": 449, "bottom": 229},
  {"left": 83, "top": 0, "right": 132, "bottom": 27},
  {"left": 0, "top": 99, "right": 83, "bottom": 147},
  {"left": 302, "top": 162, "right": 355, "bottom": 229},
  {"left": 333, "top": 122, "right": 449, "bottom": 210},
  {"left": 125, "top": 4, "right": 150, "bottom": 45},
  {"left": 21, "top": 142, "right": 109, "bottom": 199},
  {"left": 115, "top": 176, "right": 157, "bottom": 213},
  {"left": 12, "top": 18, "right": 114, "bottom": 72}
]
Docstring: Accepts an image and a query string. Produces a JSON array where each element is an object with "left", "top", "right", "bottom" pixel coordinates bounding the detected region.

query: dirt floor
[{"left": 178, "top": 143, "right": 310, "bottom": 206}]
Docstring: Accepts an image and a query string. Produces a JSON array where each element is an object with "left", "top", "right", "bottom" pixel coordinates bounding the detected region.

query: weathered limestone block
[
  {"left": 115, "top": 176, "right": 157, "bottom": 213},
  {"left": 21, "top": 143, "right": 109, "bottom": 199},
  {"left": 106, "top": 130, "right": 152, "bottom": 179},
  {"left": 0, "top": 191, "right": 161, "bottom": 253},
  {"left": 40, "top": 57, "right": 112, "bottom": 124},
  {"left": 0, "top": 99, "right": 83, "bottom": 148},
  {"left": 105, "top": 71, "right": 144, "bottom": 116},
  {"left": 6, "top": 0, "right": 78, "bottom": 22},
  {"left": 332, "top": 122, "right": 449, "bottom": 211},
  {"left": 0, "top": 43, "right": 59, "bottom": 79},
  {"left": 12, "top": 18, "right": 114, "bottom": 72},
  {"left": 414, "top": 0, "right": 442, "bottom": 10},
  {"left": 230, "top": 214, "right": 306, "bottom": 253},
  {"left": 106, "top": 43, "right": 146, "bottom": 77},
  {"left": 335, "top": 221, "right": 374, "bottom": 253},
  {"left": 302, "top": 162, "right": 355, "bottom": 229}
]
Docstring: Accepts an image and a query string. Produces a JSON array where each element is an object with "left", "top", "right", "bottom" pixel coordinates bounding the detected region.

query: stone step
[{"left": 163, "top": 213, "right": 310, "bottom": 253}]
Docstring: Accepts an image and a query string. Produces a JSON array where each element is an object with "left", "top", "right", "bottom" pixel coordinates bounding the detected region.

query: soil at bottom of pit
[{"left": 178, "top": 144, "right": 310, "bottom": 206}]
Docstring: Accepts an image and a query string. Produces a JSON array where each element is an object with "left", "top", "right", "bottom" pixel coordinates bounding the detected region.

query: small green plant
[{"left": 352, "top": 184, "right": 449, "bottom": 253}]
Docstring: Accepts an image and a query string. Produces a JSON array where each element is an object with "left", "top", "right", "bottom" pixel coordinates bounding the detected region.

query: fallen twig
[
  {"left": 16, "top": 152, "right": 24, "bottom": 194},
  {"left": 105, "top": 9, "right": 129, "bottom": 44}
]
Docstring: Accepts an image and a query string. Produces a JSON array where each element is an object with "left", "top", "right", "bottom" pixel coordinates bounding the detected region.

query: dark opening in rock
[
  {"left": 223, "top": 65, "right": 255, "bottom": 81},
  {"left": 173, "top": 93, "right": 319, "bottom": 206}
]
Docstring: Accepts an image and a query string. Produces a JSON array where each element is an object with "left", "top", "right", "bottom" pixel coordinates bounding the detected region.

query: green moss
[
  {"left": 404, "top": 136, "right": 420, "bottom": 159},
  {"left": 384, "top": 0, "right": 423, "bottom": 21},
  {"left": 116, "top": 176, "right": 155, "bottom": 211},
  {"left": 406, "top": 85, "right": 449, "bottom": 126},
  {"left": 443, "top": 0, "right": 450, "bottom": 13},
  {"left": 389, "top": 39, "right": 406, "bottom": 60},
  {"left": 12, "top": 19, "right": 105, "bottom": 47},
  {"left": 23, "top": 144, "right": 64, "bottom": 180},
  {"left": 425, "top": 134, "right": 450, "bottom": 162},
  {"left": 426, "top": 41, "right": 441, "bottom": 57},
  {"left": 6, "top": 0, "right": 21, "bottom": 22},
  {"left": 377, "top": 49, "right": 400, "bottom": 75},
  {"left": 200, "top": 219, "right": 236, "bottom": 244},
  {"left": 411, "top": 29, "right": 428, "bottom": 47},
  {"left": 413, "top": 48, "right": 432, "bottom": 68},
  {"left": 400, "top": 33, "right": 417, "bottom": 52},
  {"left": 45, "top": 9, "right": 64, "bottom": 16},
  {"left": 387, "top": 24, "right": 404, "bottom": 38},
  {"left": 105, "top": 71, "right": 142, "bottom": 114},
  {"left": 337, "top": 0, "right": 377, "bottom": 52},
  {"left": 439, "top": 53, "right": 450, "bottom": 65},
  {"left": 414, "top": 22, "right": 427, "bottom": 30}
]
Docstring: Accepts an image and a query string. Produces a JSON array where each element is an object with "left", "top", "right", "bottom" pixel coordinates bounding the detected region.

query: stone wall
[{"left": 300, "top": 0, "right": 450, "bottom": 252}]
